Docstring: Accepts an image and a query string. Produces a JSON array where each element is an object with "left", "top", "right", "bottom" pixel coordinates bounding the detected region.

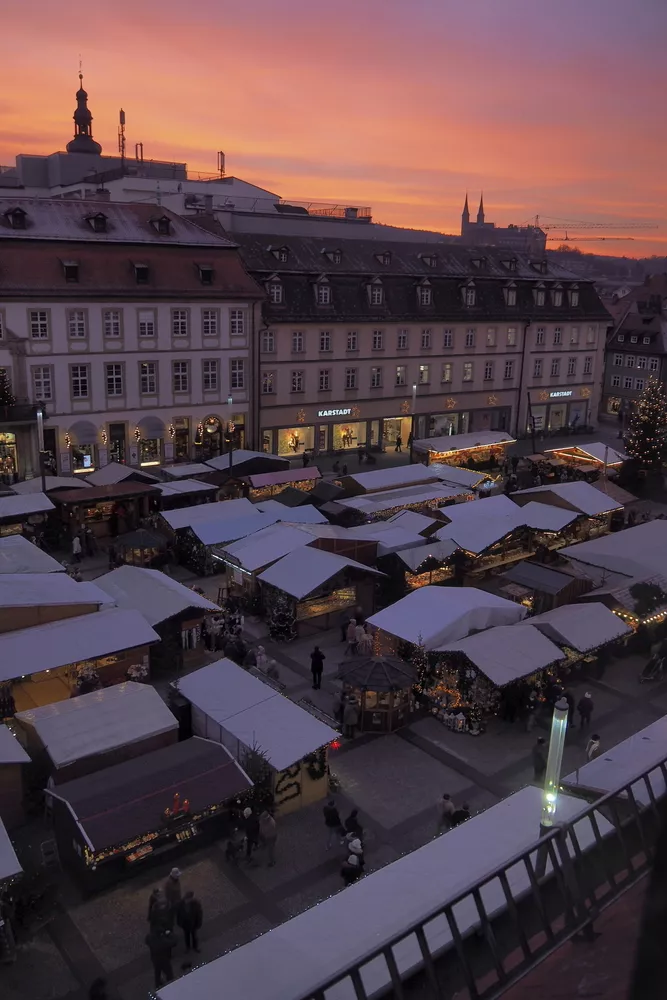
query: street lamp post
[
  {"left": 536, "top": 696, "right": 569, "bottom": 877},
  {"left": 36, "top": 406, "right": 47, "bottom": 494},
  {"left": 226, "top": 394, "right": 234, "bottom": 477},
  {"left": 410, "top": 382, "right": 417, "bottom": 455}
]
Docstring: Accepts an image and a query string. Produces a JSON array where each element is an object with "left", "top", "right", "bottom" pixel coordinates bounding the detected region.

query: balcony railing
[{"left": 0, "top": 403, "right": 40, "bottom": 424}]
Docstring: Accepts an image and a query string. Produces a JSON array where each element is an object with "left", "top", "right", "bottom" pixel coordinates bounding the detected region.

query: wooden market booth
[
  {"left": 52, "top": 482, "right": 161, "bottom": 540},
  {"left": 0, "top": 492, "right": 54, "bottom": 539},
  {"left": 0, "top": 724, "right": 30, "bottom": 830},
  {"left": 112, "top": 528, "right": 168, "bottom": 567},
  {"left": 177, "top": 659, "right": 339, "bottom": 815},
  {"left": 544, "top": 442, "right": 627, "bottom": 474},
  {"left": 510, "top": 481, "right": 622, "bottom": 543},
  {"left": 211, "top": 523, "right": 314, "bottom": 604},
  {"left": 337, "top": 657, "right": 416, "bottom": 733},
  {"left": 412, "top": 431, "right": 515, "bottom": 469},
  {"left": 241, "top": 466, "right": 321, "bottom": 501}
]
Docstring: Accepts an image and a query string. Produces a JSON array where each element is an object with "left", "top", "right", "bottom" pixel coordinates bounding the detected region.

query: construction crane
[
  {"left": 546, "top": 234, "right": 636, "bottom": 243},
  {"left": 532, "top": 215, "right": 656, "bottom": 234}
]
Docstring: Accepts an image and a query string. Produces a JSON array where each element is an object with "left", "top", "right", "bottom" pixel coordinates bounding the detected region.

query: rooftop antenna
[
  {"left": 118, "top": 109, "right": 126, "bottom": 163},
  {"left": 217, "top": 151, "right": 226, "bottom": 178},
  {"left": 135, "top": 142, "right": 144, "bottom": 163},
  {"left": 156, "top": 180, "right": 162, "bottom": 207}
]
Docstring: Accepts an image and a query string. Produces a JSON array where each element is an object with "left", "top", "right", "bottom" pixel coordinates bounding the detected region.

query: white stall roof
[
  {"left": 205, "top": 449, "right": 288, "bottom": 471},
  {"left": 440, "top": 624, "right": 566, "bottom": 686},
  {"left": 559, "top": 520, "right": 667, "bottom": 580},
  {"left": 563, "top": 715, "right": 667, "bottom": 805},
  {"left": 160, "top": 463, "right": 213, "bottom": 479},
  {"left": 0, "top": 574, "right": 109, "bottom": 609},
  {"left": 12, "top": 476, "right": 91, "bottom": 494},
  {"left": 547, "top": 442, "right": 628, "bottom": 466},
  {"left": 518, "top": 602, "right": 630, "bottom": 652},
  {"left": 220, "top": 524, "right": 313, "bottom": 573},
  {"left": 157, "top": 785, "right": 609, "bottom": 1000},
  {"left": 254, "top": 500, "right": 328, "bottom": 524},
  {"left": 337, "top": 483, "right": 464, "bottom": 515},
  {"left": 0, "top": 724, "right": 30, "bottom": 764},
  {"left": 435, "top": 494, "right": 525, "bottom": 553},
  {"left": 367, "top": 585, "right": 525, "bottom": 649},
  {"left": 85, "top": 462, "right": 160, "bottom": 486},
  {"left": 387, "top": 510, "right": 440, "bottom": 534},
  {"left": 259, "top": 547, "right": 383, "bottom": 600},
  {"left": 162, "top": 498, "right": 255, "bottom": 531},
  {"left": 193, "top": 512, "right": 279, "bottom": 546},
  {"left": 396, "top": 540, "right": 460, "bottom": 572},
  {"left": 0, "top": 608, "right": 160, "bottom": 683},
  {"left": 94, "top": 566, "right": 218, "bottom": 625},
  {"left": 15, "top": 681, "right": 177, "bottom": 768},
  {"left": 0, "top": 493, "right": 54, "bottom": 519},
  {"left": 412, "top": 431, "right": 515, "bottom": 455},
  {"left": 178, "top": 659, "right": 338, "bottom": 770},
  {"left": 247, "top": 467, "right": 321, "bottom": 488},
  {"left": 428, "top": 463, "right": 490, "bottom": 489},
  {"left": 0, "top": 535, "right": 64, "bottom": 574},
  {"left": 519, "top": 501, "right": 577, "bottom": 532},
  {"left": 344, "top": 464, "right": 441, "bottom": 493},
  {"left": 0, "top": 817, "right": 21, "bottom": 883},
  {"left": 511, "top": 481, "right": 621, "bottom": 516},
  {"left": 155, "top": 480, "right": 215, "bottom": 497},
  {"left": 345, "top": 522, "right": 427, "bottom": 555}
]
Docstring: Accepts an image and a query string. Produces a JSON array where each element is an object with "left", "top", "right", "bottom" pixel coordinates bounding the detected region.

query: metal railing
[{"left": 301, "top": 759, "right": 667, "bottom": 1000}]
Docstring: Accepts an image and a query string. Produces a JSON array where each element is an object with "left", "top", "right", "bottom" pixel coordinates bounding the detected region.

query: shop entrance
[
  {"left": 549, "top": 406, "right": 566, "bottom": 432},
  {"left": 383, "top": 416, "right": 411, "bottom": 451},
  {"left": 0, "top": 432, "right": 17, "bottom": 484}
]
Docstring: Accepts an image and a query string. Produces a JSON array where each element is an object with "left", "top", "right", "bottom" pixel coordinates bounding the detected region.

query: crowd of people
[{"left": 144, "top": 868, "right": 203, "bottom": 989}]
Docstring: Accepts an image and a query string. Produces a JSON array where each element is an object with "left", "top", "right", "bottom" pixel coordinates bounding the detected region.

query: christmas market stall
[
  {"left": 0, "top": 607, "right": 159, "bottom": 712},
  {"left": 48, "top": 736, "right": 252, "bottom": 890},
  {"left": 396, "top": 539, "right": 460, "bottom": 590},
  {"left": 12, "top": 476, "right": 91, "bottom": 497},
  {"left": 160, "top": 498, "right": 264, "bottom": 573},
  {"left": 253, "top": 499, "right": 328, "bottom": 524},
  {"left": 0, "top": 573, "right": 108, "bottom": 635},
  {"left": 160, "top": 463, "right": 213, "bottom": 481},
  {"left": 258, "top": 547, "right": 385, "bottom": 639},
  {"left": 0, "top": 492, "right": 54, "bottom": 538},
  {"left": 95, "top": 566, "right": 219, "bottom": 670},
  {"left": 85, "top": 462, "right": 161, "bottom": 488},
  {"left": 0, "top": 535, "right": 65, "bottom": 574},
  {"left": 518, "top": 602, "right": 631, "bottom": 673},
  {"left": 333, "top": 482, "right": 470, "bottom": 524},
  {"left": 0, "top": 725, "right": 30, "bottom": 829},
  {"left": 154, "top": 479, "right": 218, "bottom": 511},
  {"left": 0, "top": 817, "right": 21, "bottom": 892},
  {"left": 15, "top": 682, "right": 178, "bottom": 784},
  {"left": 498, "top": 561, "right": 593, "bottom": 615},
  {"left": 211, "top": 524, "right": 314, "bottom": 604},
  {"left": 338, "top": 461, "right": 491, "bottom": 498},
  {"left": 51, "top": 482, "right": 161, "bottom": 540},
  {"left": 112, "top": 528, "right": 168, "bottom": 567},
  {"left": 177, "top": 659, "right": 338, "bottom": 815},
  {"left": 241, "top": 466, "right": 321, "bottom": 501},
  {"left": 337, "top": 656, "right": 416, "bottom": 733},
  {"left": 511, "top": 481, "right": 622, "bottom": 541},
  {"left": 544, "top": 442, "right": 627, "bottom": 474},
  {"left": 412, "top": 430, "right": 516, "bottom": 469}
]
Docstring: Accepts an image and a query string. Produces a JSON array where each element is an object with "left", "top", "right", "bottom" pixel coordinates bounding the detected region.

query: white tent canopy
[
  {"left": 336, "top": 483, "right": 465, "bottom": 515},
  {"left": 258, "top": 547, "right": 383, "bottom": 600},
  {"left": 0, "top": 608, "right": 159, "bottom": 683},
  {"left": 396, "top": 540, "right": 459, "bottom": 572},
  {"left": 366, "top": 586, "right": 526, "bottom": 650},
  {"left": 161, "top": 498, "right": 255, "bottom": 531},
  {"left": 0, "top": 536, "right": 64, "bottom": 574},
  {"left": 218, "top": 524, "right": 313, "bottom": 573},
  {"left": 439, "top": 624, "right": 566, "bottom": 686},
  {"left": 546, "top": 442, "right": 628, "bottom": 466},
  {"left": 518, "top": 602, "right": 630, "bottom": 652},
  {"left": 12, "top": 476, "right": 91, "bottom": 494},
  {"left": 205, "top": 449, "right": 288, "bottom": 471},
  {"left": 155, "top": 480, "right": 215, "bottom": 497},
  {"left": 343, "top": 464, "right": 444, "bottom": 494},
  {"left": 85, "top": 462, "right": 160, "bottom": 486},
  {"left": 0, "top": 817, "right": 21, "bottom": 883},
  {"left": 519, "top": 501, "right": 577, "bottom": 532},
  {"left": 435, "top": 495, "right": 525, "bottom": 554},
  {"left": 193, "top": 512, "right": 280, "bottom": 547},
  {"left": 160, "top": 463, "right": 212, "bottom": 479},
  {"left": 412, "top": 430, "right": 515, "bottom": 456},
  {"left": 254, "top": 500, "right": 328, "bottom": 524},
  {"left": 0, "top": 493, "right": 54, "bottom": 519},
  {"left": 559, "top": 520, "right": 667, "bottom": 581},
  {"left": 0, "top": 574, "right": 109, "bottom": 609},
  {"left": 511, "top": 481, "right": 621, "bottom": 517},
  {"left": 16, "top": 682, "right": 178, "bottom": 768},
  {"left": 94, "top": 566, "right": 219, "bottom": 626},
  {"left": 386, "top": 510, "right": 441, "bottom": 535},
  {"left": 178, "top": 659, "right": 338, "bottom": 771},
  {"left": 428, "top": 463, "right": 490, "bottom": 489},
  {"left": 0, "top": 724, "right": 30, "bottom": 764}
]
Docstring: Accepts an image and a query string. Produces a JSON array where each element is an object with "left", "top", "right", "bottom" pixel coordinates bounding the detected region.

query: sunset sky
[{"left": 1, "top": 0, "right": 665, "bottom": 255}]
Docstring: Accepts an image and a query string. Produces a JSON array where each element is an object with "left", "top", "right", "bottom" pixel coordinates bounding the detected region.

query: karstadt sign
[{"left": 317, "top": 408, "right": 353, "bottom": 418}]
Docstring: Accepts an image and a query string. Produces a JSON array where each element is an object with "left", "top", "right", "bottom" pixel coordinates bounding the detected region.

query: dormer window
[
  {"left": 502, "top": 257, "right": 518, "bottom": 272},
  {"left": 62, "top": 260, "right": 79, "bottom": 283},
  {"left": 504, "top": 283, "right": 517, "bottom": 307},
  {"left": 322, "top": 248, "right": 342, "bottom": 264},
  {"left": 269, "top": 282, "right": 283, "bottom": 304},
  {"left": 568, "top": 285, "right": 579, "bottom": 307},
  {"left": 152, "top": 215, "right": 172, "bottom": 236},
  {"left": 462, "top": 280, "right": 476, "bottom": 307},
  {"left": 368, "top": 279, "right": 384, "bottom": 306},
  {"left": 417, "top": 283, "right": 432, "bottom": 306},
  {"left": 420, "top": 254, "right": 438, "bottom": 268},
  {"left": 376, "top": 252, "right": 391, "bottom": 266},
  {"left": 315, "top": 280, "right": 331, "bottom": 306},
  {"left": 5, "top": 207, "right": 27, "bottom": 230},
  {"left": 197, "top": 264, "right": 213, "bottom": 285},
  {"left": 531, "top": 260, "right": 548, "bottom": 275},
  {"left": 134, "top": 263, "right": 149, "bottom": 284},
  {"left": 269, "top": 245, "right": 289, "bottom": 263},
  {"left": 552, "top": 285, "right": 563, "bottom": 307},
  {"left": 87, "top": 213, "right": 108, "bottom": 233},
  {"left": 533, "top": 283, "right": 545, "bottom": 307},
  {"left": 470, "top": 256, "right": 486, "bottom": 270}
]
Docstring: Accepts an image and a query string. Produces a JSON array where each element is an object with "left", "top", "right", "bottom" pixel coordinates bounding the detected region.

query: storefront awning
[
  {"left": 137, "top": 415, "right": 165, "bottom": 439},
  {"left": 68, "top": 421, "right": 99, "bottom": 446}
]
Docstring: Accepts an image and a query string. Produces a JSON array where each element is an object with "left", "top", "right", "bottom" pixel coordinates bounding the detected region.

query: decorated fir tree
[
  {"left": 625, "top": 376, "right": 667, "bottom": 469},
  {"left": 267, "top": 591, "right": 297, "bottom": 642},
  {"left": 411, "top": 634, "right": 432, "bottom": 696},
  {"left": 0, "top": 368, "right": 15, "bottom": 408}
]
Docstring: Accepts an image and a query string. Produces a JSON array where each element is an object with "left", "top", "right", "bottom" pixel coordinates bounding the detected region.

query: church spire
[
  {"left": 461, "top": 192, "right": 470, "bottom": 231},
  {"left": 477, "top": 193, "right": 485, "bottom": 225},
  {"left": 66, "top": 72, "right": 102, "bottom": 155}
]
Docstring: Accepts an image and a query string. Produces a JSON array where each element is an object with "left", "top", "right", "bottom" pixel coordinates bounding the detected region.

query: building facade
[
  {"left": 231, "top": 234, "right": 609, "bottom": 458},
  {"left": 0, "top": 198, "right": 261, "bottom": 478}
]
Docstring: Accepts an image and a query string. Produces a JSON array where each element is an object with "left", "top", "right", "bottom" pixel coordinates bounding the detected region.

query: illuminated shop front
[
  {"left": 0, "top": 432, "right": 18, "bottom": 482},
  {"left": 277, "top": 425, "right": 315, "bottom": 456},
  {"left": 527, "top": 390, "right": 590, "bottom": 434},
  {"left": 67, "top": 421, "right": 100, "bottom": 475},
  {"left": 382, "top": 416, "right": 412, "bottom": 448}
]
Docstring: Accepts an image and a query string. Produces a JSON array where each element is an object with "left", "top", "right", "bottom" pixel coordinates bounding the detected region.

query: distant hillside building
[{"left": 460, "top": 194, "right": 546, "bottom": 255}]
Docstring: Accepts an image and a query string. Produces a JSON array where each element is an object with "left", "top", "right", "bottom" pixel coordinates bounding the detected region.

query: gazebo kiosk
[
  {"left": 337, "top": 657, "right": 416, "bottom": 732},
  {"left": 113, "top": 528, "right": 167, "bottom": 567}
]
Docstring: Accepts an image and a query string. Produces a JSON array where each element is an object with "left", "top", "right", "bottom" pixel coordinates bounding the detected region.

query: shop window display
[
  {"left": 278, "top": 426, "right": 314, "bottom": 455},
  {"left": 383, "top": 416, "right": 412, "bottom": 448},
  {"left": 72, "top": 444, "right": 96, "bottom": 473},
  {"left": 428, "top": 412, "right": 469, "bottom": 437},
  {"left": 0, "top": 432, "right": 17, "bottom": 483},
  {"left": 139, "top": 438, "right": 160, "bottom": 466},
  {"left": 333, "top": 422, "right": 364, "bottom": 450},
  {"left": 174, "top": 418, "right": 190, "bottom": 460}
]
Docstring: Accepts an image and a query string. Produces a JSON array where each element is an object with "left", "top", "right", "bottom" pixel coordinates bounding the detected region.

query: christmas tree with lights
[
  {"left": 267, "top": 591, "right": 297, "bottom": 642},
  {"left": 0, "top": 368, "right": 15, "bottom": 408},
  {"left": 625, "top": 376, "right": 667, "bottom": 469}
]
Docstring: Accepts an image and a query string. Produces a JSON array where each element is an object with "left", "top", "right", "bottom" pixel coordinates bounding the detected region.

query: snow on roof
[
  {"left": 160, "top": 463, "right": 212, "bottom": 479},
  {"left": 428, "top": 463, "right": 491, "bottom": 489},
  {"left": 0, "top": 535, "right": 64, "bottom": 574},
  {"left": 161, "top": 498, "right": 255, "bottom": 531},
  {"left": 0, "top": 493, "right": 54, "bottom": 519},
  {"left": 396, "top": 540, "right": 460, "bottom": 572},
  {"left": 412, "top": 431, "right": 515, "bottom": 454},
  {"left": 563, "top": 716, "right": 667, "bottom": 805},
  {"left": 15, "top": 681, "right": 178, "bottom": 768},
  {"left": 0, "top": 608, "right": 160, "bottom": 683},
  {"left": 387, "top": 510, "right": 440, "bottom": 534},
  {"left": 94, "top": 566, "right": 218, "bottom": 625},
  {"left": 258, "top": 547, "right": 383, "bottom": 600},
  {"left": 194, "top": 511, "right": 280, "bottom": 546},
  {"left": 247, "top": 467, "right": 321, "bottom": 488},
  {"left": 12, "top": 476, "right": 91, "bottom": 494},
  {"left": 345, "top": 523, "right": 427, "bottom": 555},
  {"left": 345, "top": 464, "right": 442, "bottom": 493},
  {"left": 205, "top": 450, "right": 288, "bottom": 471},
  {"left": 502, "top": 562, "right": 577, "bottom": 596},
  {"left": 218, "top": 524, "right": 313, "bottom": 573},
  {"left": 155, "top": 479, "right": 216, "bottom": 497},
  {"left": 0, "top": 724, "right": 30, "bottom": 764},
  {"left": 518, "top": 602, "right": 630, "bottom": 652},
  {"left": 547, "top": 442, "right": 628, "bottom": 466},
  {"left": 254, "top": 500, "right": 328, "bottom": 523},
  {"left": 519, "top": 501, "right": 578, "bottom": 532},
  {"left": 0, "top": 817, "right": 21, "bottom": 883},
  {"left": 439, "top": 624, "right": 566, "bottom": 685},
  {"left": 85, "top": 462, "right": 160, "bottom": 486},
  {"left": 367, "top": 585, "right": 526, "bottom": 649},
  {"left": 0, "top": 574, "right": 109, "bottom": 608},
  {"left": 156, "top": 785, "right": 609, "bottom": 1000},
  {"left": 337, "top": 483, "right": 465, "bottom": 515},
  {"left": 559, "top": 521, "right": 667, "bottom": 580},
  {"left": 435, "top": 494, "right": 525, "bottom": 553},
  {"left": 511, "top": 481, "right": 621, "bottom": 516},
  {"left": 178, "top": 659, "right": 338, "bottom": 770}
]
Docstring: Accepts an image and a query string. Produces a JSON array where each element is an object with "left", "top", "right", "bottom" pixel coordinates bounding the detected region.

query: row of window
[
  {"left": 617, "top": 334, "right": 652, "bottom": 345},
  {"left": 261, "top": 359, "right": 519, "bottom": 394},
  {"left": 13, "top": 308, "right": 246, "bottom": 341},
  {"left": 533, "top": 356, "right": 593, "bottom": 378},
  {"left": 31, "top": 359, "right": 246, "bottom": 401},
  {"left": 612, "top": 354, "right": 659, "bottom": 371},
  {"left": 268, "top": 281, "right": 580, "bottom": 310},
  {"left": 611, "top": 376, "right": 647, "bottom": 391}
]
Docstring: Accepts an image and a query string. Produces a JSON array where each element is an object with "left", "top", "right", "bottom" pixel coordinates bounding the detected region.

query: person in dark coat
[
  {"left": 145, "top": 927, "right": 176, "bottom": 989},
  {"left": 310, "top": 646, "right": 325, "bottom": 690},
  {"left": 341, "top": 854, "right": 361, "bottom": 887},
  {"left": 532, "top": 737, "right": 547, "bottom": 781},
  {"left": 243, "top": 807, "right": 260, "bottom": 863},
  {"left": 147, "top": 888, "right": 172, "bottom": 931},
  {"left": 176, "top": 891, "right": 203, "bottom": 953},
  {"left": 344, "top": 808, "right": 363, "bottom": 840},
  {"left": 323, "top": 799, "right": 343, "bottom": 849},
  {"left": 577, "top": 692, "right": 594, "bottom": 730},
  {"left": 450, "top": 803, "right": 471, "bottom": 828}
]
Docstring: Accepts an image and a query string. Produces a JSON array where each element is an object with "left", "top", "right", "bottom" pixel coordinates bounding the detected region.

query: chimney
[
  {"left": 204, "top": 195, "right": 213, "bottom": 213},
  {"left": 93, "top": 189, "right": 111, "bottom": 202}
]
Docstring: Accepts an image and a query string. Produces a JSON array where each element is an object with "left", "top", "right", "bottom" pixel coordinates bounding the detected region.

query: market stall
[
  {"left": 0, "top": 535, "right": 64, "bottom": 575},
  {"left": 499, "top": 562, "right": 592, "bottom": 615},
  {"left": 112, "top": 528, "right": 168, "bottom": 567},
  {"left": 0, "top": 817, "right": 21, "bottom": 891},
  {"left": 0, "top": 493, "right": 54, "bottom": 538},
  {"left": 334, "top": 482, "right": 470, "bottom": 523},
  {"left": 396, "top": 540, "right": 460, "bottom": 590},
  {"left": 517, "top": 602, "right": 631, "bottom": 665},
  {"left": 52, "top": 482, "right": 161, "bottom": 540},
  {"left": 545, "top": 442, "right": 627, "bottom": 472},
  {"left": 412, "top": 431, "right": 515, "bottom": 469},
  {"left": 0, "top": 573, "right": 108, "bottom": 634},
  {"left": 337, "top": 657, "right": 416, "bottom": 732},
  {"left": 49, "top": 737, "right": 252, "bottom": 889},
  {"left": 85, "top": 462, "right": 161, "bottom": 487},
  {"left": 155, "top": 479, "right": 218, "bottom": 511},
  {"left": 178, "top": 659, "right": 338, "bottom": 815},
  {"left": 211, "top": 524, "right": 313, "bottom": 604},
  {"left": 242, "top": 466, "right": 321, "bottom": 500},
  {"left": 0, "top": 725, "right": 30, "bottom": 829},
  {"left": 511, "top": 482, "right": 622, "bottom": 541}
]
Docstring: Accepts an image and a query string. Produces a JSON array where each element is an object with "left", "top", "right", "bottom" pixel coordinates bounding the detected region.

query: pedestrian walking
[
  {"left": 224, "top": 826, "right": 244, "bottom": 866},
  {"left": 338, "top": 609, "right": 350, "bottom": 642},
  {"left": 532, "top": 737, "right": 547, "bottom": 781},
  {"left": 525, "top": 690, "right": 538, "bottom": 733},
  {"left": 255, "top": 645, "right": 268, "bottom": 672},
  {"left": 176, "top": 891, "right": 203, "bottom": 953},
  {"left": 343, "top": 696, "right": 359, "bottom": 739},
  {"left": 586, "top": 734, "right": 601, "bottom": 762},
  {"left": 324, "top": 798, "right": 343, "bottom": 849},
  {"left": 450, "top": 803, "right": 471, "bottom": 828},
  {"left": 310, "top": 645, "right": 325, "bottom": 690},
  {"left": 243, "top": 806, "right": 260, "bottom": 863},
  {"left": 341, "top": 854, "right": 361, "bottom": 887},
  {"left": 259, "top": 809, "right": 278, "bottom": 866},
  {"left": 395, "top": 434, "right": 402, "bottom": 453},
  {"left": 344, "top": 808, "right": 363, "bottom": 840},
  {"left": 72, "top": 533, "right": 82, "bottom": 563},
  {"left": 354, "top": 622, "right": 366, "bottom": 650},
  {"left": 84, "top": 526, "right": 96, "bottom": 558},
  {"left": 148, "top": 888, "right": 172, "bottom": 931},
  {"left": 342, "top": 463, "right": 348, "bottom": 476},
  {"left": 578, "top": 692, "right": 594, "bottom": 730},
  {"left": 436, "top": 792, "right": 456, "bottom": 834},
  {"left": 164, "top": 868, "right": 182, "bottom": 920},
  {"left": 347, "top": 837, "right": 365, "bottom": 871},
  {"left": 145, "top": 927, "right": 176, "bottom": 989},
  {"left": 345, "top": 618, "right": 358, "bottom": 656}
]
